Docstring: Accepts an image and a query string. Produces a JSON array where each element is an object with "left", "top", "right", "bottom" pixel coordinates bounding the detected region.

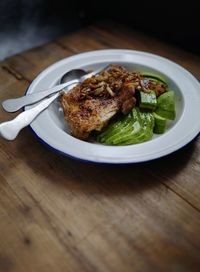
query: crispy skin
[
  {"left": 61, "top": 65, "right": 166, "bottom": 140},
  {"left": 61, "top": 95, "right": 118, "bottom": 139}
]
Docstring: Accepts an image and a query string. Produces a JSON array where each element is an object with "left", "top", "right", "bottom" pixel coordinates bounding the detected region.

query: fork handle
[
  {"left": 2, "top": 80, "right": 78, "bottom": 113},
  {"left": 2, "top": 65, "right": 108, "bottom": 113},
  {"left": 0, "top": 93, "right": 59, "bottom": 140}
]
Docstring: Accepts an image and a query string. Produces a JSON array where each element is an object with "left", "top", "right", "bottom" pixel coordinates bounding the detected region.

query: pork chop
[{"left": 61, "top": 65, "right": 138, "bottom": 140}]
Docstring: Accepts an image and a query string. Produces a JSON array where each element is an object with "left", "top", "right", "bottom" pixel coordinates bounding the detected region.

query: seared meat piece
[
  {"left": 61, "top": 65, "right": 138, "bottom": 139},
  {"left": 61, "top": 94, "right": 118, "bottom": 140},
  {"left": 60, "top": 65, "right": 166, "bottom": 140},
  {"left": 118, "top": 82, "right": 136, "bottom": 114}
]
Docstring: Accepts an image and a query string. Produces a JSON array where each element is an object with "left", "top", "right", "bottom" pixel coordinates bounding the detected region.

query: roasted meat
[
  {"left": 61, "top": 97, "right": 119, "bottom": 140},
  {"left": 60, "top": 65, "right": 166, "bottom": 140}
]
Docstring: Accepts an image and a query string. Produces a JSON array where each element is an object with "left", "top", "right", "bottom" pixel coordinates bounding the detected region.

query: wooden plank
[
  {"left": 90, "top": 23, "right": 200, "bottom": 79},
  {"left": 1, "top": 25, "right": 200, "bottom": 272},
  {"left": 1, "top": 29, "right": 109, "bottom": 85},
  {"left": 0, "top": 176, "right": 86, "bottom": 272},
  {"left": 2, "top": 42, "right": 73, "bottom": 82},
  {"left": 56, "top": 29, "right": 110, "bottom": 53},
  {"left": 0, "top": 140, "right": 200, "bottom": 272},
  {"left": 147, "top": 139, "right": 200, "bottom": 210},
  {"left": 0, "top": 67, "right": 29, "bottom": 122}
]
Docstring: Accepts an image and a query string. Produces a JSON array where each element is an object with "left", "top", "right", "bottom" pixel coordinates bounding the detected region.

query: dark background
[{"left": 0, "top": 0, "right": 199, "bottom": 60}]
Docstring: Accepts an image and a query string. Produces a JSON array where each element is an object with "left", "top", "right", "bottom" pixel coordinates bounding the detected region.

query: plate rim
[{"left": 25, "top": 49, "right": 200, "bottom": 164}]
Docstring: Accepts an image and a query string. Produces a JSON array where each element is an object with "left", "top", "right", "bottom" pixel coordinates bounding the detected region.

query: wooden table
[{"left": 0, "top": 22, "right": 200, "bottom": 272}]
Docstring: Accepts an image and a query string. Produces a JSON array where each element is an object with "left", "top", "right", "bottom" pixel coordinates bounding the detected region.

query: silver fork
[
  {"left": 2, "top": 65, "right": 109, "bottom": 112},
  {"left": 0, "top": 65, "right": 109, "bottom": 140}
]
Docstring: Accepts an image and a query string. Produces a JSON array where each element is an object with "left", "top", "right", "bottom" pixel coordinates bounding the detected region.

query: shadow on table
[{"left": 14, "top": 128, "right": 198, "bottom": 196}]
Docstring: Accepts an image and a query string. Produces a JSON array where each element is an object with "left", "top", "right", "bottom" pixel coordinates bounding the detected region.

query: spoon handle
[
  {"left": 2, "top": 80, "right": 78, "bottom": 113},
  {"left": 0, "top": 93, "right": 59, "bottom": 140}
]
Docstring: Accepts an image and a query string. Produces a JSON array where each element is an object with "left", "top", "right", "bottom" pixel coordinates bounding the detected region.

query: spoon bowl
[{"left": 60, "top": 69, "right": 87, "bottom": 84}]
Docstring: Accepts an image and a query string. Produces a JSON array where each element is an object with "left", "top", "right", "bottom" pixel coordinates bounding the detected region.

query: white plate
[{"left": 25, "top": 49, "right": 200, "bottom": 164}]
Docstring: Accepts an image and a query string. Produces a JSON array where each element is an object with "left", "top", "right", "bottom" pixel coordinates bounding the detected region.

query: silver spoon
[
  {"left": 0, "top": 66, "right": 107, "bottom": 140},
  {"left": 2, "top": 69, "right": 87, "bottom": 113}
]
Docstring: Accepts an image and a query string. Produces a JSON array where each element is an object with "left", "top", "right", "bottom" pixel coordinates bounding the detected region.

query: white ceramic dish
[{"left": 25, "top": 49, "right": 200, "bottom": 164}]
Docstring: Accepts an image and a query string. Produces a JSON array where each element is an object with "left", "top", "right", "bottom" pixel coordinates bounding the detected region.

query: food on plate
[
  {"left": 139, "top": 90, "right": 157, "bottom": 110},
  {"left": 60, "top": 64, "right": 176, "bottom": 144},
  {"left": 155, "top": 91, "right": 176, "bottom": 120},
  {"left": 96, "top": 108, "right": 154, "bottom": 145},
  {"left": 153, "top": 112, "right": 167, "bottom": 134},
  {"left": 61, "top": 65, "right": 137, "bottom": 139}
]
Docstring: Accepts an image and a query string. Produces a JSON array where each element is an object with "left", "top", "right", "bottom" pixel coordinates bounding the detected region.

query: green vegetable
[
  {"left": 112, "top": 108, "right": 142, "bottom": 145},
  {"left": 95, "top": 74, "right": 176, "bottom": 146},
  {"left": 96, "top": 108, "right": 154, "bottom": 145},
  {"left": 155, "top": 91, "right": 176, "bottom": 120},
  {"left": 119, "top": 109, "right": 154, "bottom": 145},
  {"left": 96, "top": 113, "right": 132, "bottom": 143},
  {"left": 142, "top": 73, "right": 167, "bottom": 85},
  {"left": 153, "top": 112, "right": 167, "bottom": 134},
  {"left": 139, "top": 90, "right": 157, "bottom": 110}
]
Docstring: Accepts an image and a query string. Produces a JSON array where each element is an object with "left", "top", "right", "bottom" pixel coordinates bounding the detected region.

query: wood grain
[
  {"left": 90, "top": 22, "right": 200, "bottom": 79},
  {"left": 56, "top": 28, "right": 109, "bottom": 53},
  {"left": 2, "top": 42, "right": 73, "bottom": 82},
  {"left": 0, "top": 23, "right": 200, "bottom": 272}
]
